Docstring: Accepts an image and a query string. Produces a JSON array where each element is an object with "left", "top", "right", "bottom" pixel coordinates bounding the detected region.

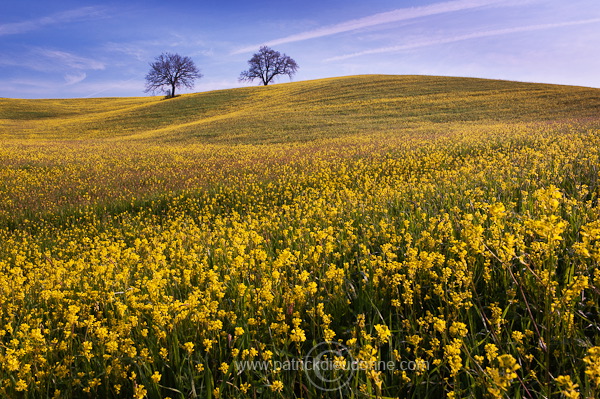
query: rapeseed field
[{"left": 0, "top": 75, "right": 599, "bottom": 398}]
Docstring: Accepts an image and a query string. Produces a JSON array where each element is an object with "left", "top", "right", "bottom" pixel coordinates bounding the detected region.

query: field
[{"left": 1, "top": 74, "right": 600, "bottom": 398}]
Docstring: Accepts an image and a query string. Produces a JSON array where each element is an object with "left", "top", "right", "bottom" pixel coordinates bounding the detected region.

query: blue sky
[{"left": 1, "top": 0, "right": 599, "bottom": 98}]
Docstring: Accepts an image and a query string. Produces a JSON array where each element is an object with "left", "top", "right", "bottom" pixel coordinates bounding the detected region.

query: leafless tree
[
  {"left": 239, "top": 46, "right": 298, "bottom": 86},
  {"left": 145, "top": 53, "right": 202, "bottom": 98}
]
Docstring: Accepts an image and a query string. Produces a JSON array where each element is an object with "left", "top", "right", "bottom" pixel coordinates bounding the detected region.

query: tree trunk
[{"left": 171, "top": 84, "right": 176, "bottom": 98}]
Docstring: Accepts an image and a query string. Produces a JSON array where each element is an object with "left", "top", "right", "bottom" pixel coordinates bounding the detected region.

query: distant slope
[{"left": 1, "top": 75, "right": 600, "bottom": 142}]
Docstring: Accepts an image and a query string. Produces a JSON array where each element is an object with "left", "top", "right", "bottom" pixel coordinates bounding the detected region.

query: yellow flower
[
  {"left": 374, "top": 324, "right": 392, "bottom": 343},
  {"left": 15, "top": 379, "right": 28, "bottom": 392},
  {"left": 82, "top": 341, "right": 93, "bottom": 360},
  {"left": 290, "top": 327, "right": 306, "bottom": 343},
  {"left": 106, "top": 340, "right": 119, "bottom": 353},
  {"left": 240, "top": 382, "right": 251, "bottom": 393},
  {"left": 183, "top": 342, "right": 195, "bottom": 354},
  {"left": 432, "top": 318, "right": 446, "bottom": 334},
  {"left": 555, "top": 375, "right": 579, "bottom": 399},
  {"left": 151, "top": 371, "right": 161, "bottom": 384},
  {"left": 248, "top": 347, "right": 259, "bottom": 358},
  {"left": 159, "top": 347, "right": 168, "bottom": 359},
  {"left": 270, "top": 380, "right": 284, "bottom": 392},
  {"left": 407, "top": 334, "right": 422, "bottom": 348},
  {"left": 511, "top": 331, "right": 524, "bottom": 344},
  {"left": 6, "top": 355, "right": 20, "bottom": 372},
  {"left": 449, "top": 322, "right": 468, "bottom": 337},
  {"left": 584, "top": 346, "right": 600, "bottom": 386},
  {"left": 444, "top": 339, "right": 462, "bottom": 377},
  {"left": 262, "top": 350, "right": 273, "bottom": 361},
  {"left": 485, "top": 343, "right": 499, "bottom": 362},
  {"left": 219, "top": 362, "right": 229, "bottom": 374},
  {"left": 133, "top": 384, "right": 147, "bottom": 399},
  {"left": 485, "top": 354, "right": 520, "bottom": 398},
  {"left": 203, "top": 339, "right": 214, "bottom": 352}
]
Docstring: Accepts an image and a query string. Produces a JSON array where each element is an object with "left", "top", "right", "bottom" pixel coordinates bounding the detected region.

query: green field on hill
[
  {"left": 1, "top": 75, "right": 599, "bottom": 398},
  {"left": 2, "top": 75, "right": 600, "bottom": 142}
]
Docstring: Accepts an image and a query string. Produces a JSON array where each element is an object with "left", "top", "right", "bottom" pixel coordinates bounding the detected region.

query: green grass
[{"left": 2, "top": 75, "right": 600, "bottom": 142}]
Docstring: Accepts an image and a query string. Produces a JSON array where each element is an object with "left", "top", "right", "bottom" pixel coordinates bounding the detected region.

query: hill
[{"left": 1, "top": 74, "right": 600, "bottom": 142}]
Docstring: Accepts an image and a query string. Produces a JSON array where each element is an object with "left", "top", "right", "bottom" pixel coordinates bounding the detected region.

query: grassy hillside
[
  {"left": 1, "top": 75, "right": 600, "bottom": 398},
  {"left": 1, "top": 75, "right": 600, "bottom": 142}
]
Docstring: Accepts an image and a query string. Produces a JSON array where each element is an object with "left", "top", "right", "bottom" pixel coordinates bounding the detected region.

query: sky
[{"left": 1, "top": 0, "right": 599, "bottom": 99}]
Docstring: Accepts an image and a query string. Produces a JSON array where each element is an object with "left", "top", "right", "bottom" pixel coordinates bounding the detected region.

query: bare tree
[
  {"left": 239, "top": 46, "right": 298, "bottom": 86},
  {"left": 145, "top": 53, "right": 202, "bottom": 98}
]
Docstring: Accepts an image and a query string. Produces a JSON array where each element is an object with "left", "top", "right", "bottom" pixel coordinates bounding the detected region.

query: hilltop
[{"left": 1, "top": 75, "right": 600, "bottom": 142}]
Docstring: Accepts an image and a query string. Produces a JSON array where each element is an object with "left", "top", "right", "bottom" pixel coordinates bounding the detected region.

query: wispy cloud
[
  {"left": 82, "top": 78, "right": 143, "bottom": 98},
  {"left": 326, "top": 18, "right": 600, "bottom": 61},
  {"left": 0, "top": 49, "right": 102, "bottom": 72},
  {"left": 34, "top": 49, "right": 106, "bottom": 71},
  {"left": 104, "top": 33, "right": 215, "bottom": 64},
  {"left": 0, "top": 6, "right": 107, "bottom": 36},
  {"left": 0, "top": 77, "right": 143, "bottom": 99},
  {"left": 64, "top": 72, "right": 87, "bottom": 85},
  {"left": 232, "top": 0, "right": 519, "bottom": 54},
  {"left": 104, "top": 42, "right": 148, "bottom": 62}
]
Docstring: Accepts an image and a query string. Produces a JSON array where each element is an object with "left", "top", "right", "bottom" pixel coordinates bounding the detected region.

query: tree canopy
[
  {"left": 145, "top": 53, "right": 202, "bottom": 98},
  {"left": 239, "top": 46, "right": 299, "bottom": 86}
]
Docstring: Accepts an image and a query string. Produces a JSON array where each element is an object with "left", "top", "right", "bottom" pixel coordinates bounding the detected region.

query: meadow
[{"left": 0, "top": 75, "right": 599, "bottom": 398}]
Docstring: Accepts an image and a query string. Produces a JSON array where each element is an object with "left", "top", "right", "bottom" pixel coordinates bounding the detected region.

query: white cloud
[
  {"left": 0, "top": 6, "right": 107, "bottom": 36},
  {"left": 326, "top": 18, "right": 600, "bottom": 61},
  {"left": 64, "top": 72, "right": 87, "bottom": 85},
  {"left": 232, "top": 0, "right": 521, "bottom": 54},
  {"left": 33, "top": 48, "right": 106, "bottom": 71},
  {"left": 0, "top": 48, "right": 105, "bottom": 72},
  {"left": 0, "top": 77, "right": 145, "bottom": 99},
  {"left": 104, "top": 34, "right": 216, "bottom": 63},
  {"left": 104, "top": 43, "right": 148, "bottom": 61},
  {"left": 199, "top": 78, "right": 249, "bottom": 92},
  {"left": 82, "top": 78, "right": 144, "bottom": 98}
]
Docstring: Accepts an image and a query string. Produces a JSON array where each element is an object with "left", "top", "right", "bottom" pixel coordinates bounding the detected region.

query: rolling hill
[{"left": 1, "top": 74, "right": 599, "bottom": 142}]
